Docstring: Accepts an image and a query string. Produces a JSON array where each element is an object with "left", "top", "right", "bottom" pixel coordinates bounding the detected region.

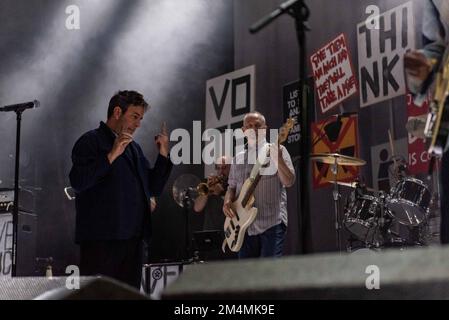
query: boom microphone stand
[
  {"left": 250, "top": 0, "right": 310, "bottom": 253},
  {"left": 0, "top": 100, "right": 39, "bottom": 276}
]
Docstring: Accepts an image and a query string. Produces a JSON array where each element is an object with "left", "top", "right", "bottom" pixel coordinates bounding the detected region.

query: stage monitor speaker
[
  {"left": 0, "top": 276, "right": 149, "bottom": 300},
  {"left": 162, "top": 246, "right": 449, "bottom": 300}
]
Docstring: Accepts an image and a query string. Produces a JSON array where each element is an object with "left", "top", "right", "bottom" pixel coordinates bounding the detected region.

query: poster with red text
[{"left": 310, "top": 33, "right": 358, "bottom": 114}]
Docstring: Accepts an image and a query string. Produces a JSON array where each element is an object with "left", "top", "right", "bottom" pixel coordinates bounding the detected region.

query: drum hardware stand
[
  {"left": 346, "top": 235, "right": 362, "bottom": 253},
  {"left": 428, "top": 155, "right": 441, "bottom": 215},
  {"left": 378, "top": 191, "right": 387, "bottom": 226},
  {"left": 376, "top": 191, "right": 391, "bottom": 248},
  {"left": 331, "top": 158, "right": 342, "bottom": 253},
  {"left": 311, "top": 153, "right": 366, "bottom": 253},
  {"left": 379, "top": 190, "right": 408, "bottom": 248},
  {"left": 434, "top": 157, "right": 441, "bottom": 209}
]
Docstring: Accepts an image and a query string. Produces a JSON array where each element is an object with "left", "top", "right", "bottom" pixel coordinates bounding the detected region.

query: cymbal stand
[
  {"left": 430, "top": 156, "right": 441, "bottom": 212},
  {"left": 375, "top": 191, "right": 388, "bottom": 248},
  {"left": 331, "top": 158, "right": 342, "bottom": 253}
]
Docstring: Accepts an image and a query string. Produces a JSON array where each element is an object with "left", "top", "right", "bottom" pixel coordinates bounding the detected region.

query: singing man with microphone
[{"left": 69, "top": 90, "right": 172, "bottom": 288}]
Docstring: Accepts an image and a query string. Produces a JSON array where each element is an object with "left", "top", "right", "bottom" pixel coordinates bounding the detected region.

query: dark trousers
[
  {"left": 79, "top": 238, "right": 143, "bottom": 289},
  {"left": 238, "top": 223, "right": 286, "bottom": 259},
  {"left": 441, "top": 152, "right": 449, "bottom": 244}
]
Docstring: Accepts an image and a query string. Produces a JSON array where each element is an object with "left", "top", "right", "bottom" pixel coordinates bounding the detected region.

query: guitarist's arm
[
  {"left": 404, "top": 51, "right": 433, "bottom": 87},
  {"left": 223, "top": 188, "right": 236, "bottom": 218},
  {"left": 271, "top": 145, "right": 296, "bottom": 188},
  {"left": 404, "top": 1, "right": 446, "bottom": 101},
  {"left": 278, "top": 148, "right": 296, "bottom": 187}
]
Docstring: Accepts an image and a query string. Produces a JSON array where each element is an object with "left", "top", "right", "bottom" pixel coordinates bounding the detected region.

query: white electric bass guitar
[{"left": 223, "top": 118, "right": 296, "bottom": 252}]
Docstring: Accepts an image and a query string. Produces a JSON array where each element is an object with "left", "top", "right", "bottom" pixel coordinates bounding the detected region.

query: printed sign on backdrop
[
  {"left": 310, "top": 33, "right": 358, "bottom": 114},
  {"left": 357, "top": 1, "right": 415, "bottom": 107},
  {"left": 282, "top": 78, "right": 315, "bottom": 160},
  {"left": 0, "top": 214, "right": 13, "bottom": 277},
  {"left": 141, "top": 263, "right": 183, "bottom": 300},
  {"left": 407, "top": 94, "right": 430, "bottom": 174},
  {"left": 205, "top": 65, "right": 255, "bottom": 176},
  {"left": 311, "top": 115, "right": 359, "bottom": 189},
  {"left": 282, "top": 81, "right": 300, "bottom": 159},
  {"left": 371, "top": 138, "right": 408, "bottom": 192}
]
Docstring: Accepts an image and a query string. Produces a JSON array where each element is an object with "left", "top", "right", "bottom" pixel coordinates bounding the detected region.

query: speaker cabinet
[{"left": 0, "top": 212, "right": 37, "bottom": 277}]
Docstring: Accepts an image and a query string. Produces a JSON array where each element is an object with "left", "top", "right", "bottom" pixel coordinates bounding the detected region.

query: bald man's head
[
  {"left": 243, "top": 112, "right": 266, "bottom": 126},
  {"left": 243, "top": 111, "right": 267, "bottom": 145}
]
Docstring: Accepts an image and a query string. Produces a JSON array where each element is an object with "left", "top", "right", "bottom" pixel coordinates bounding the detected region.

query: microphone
[
  {"left": 0, "top": 100, "right": 40, "bottom": 112},
  {"left": 249, "top": 0, "right": 298, "bottom": 34},
  {"left": 249, "top": 0, "right": 309, "bottom": 34}
]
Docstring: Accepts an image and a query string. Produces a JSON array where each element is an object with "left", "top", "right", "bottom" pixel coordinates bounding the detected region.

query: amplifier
[
  {"left": 0, "top": 211, "right": 38, "bottom": 277},
  {"left": 0, "top": 189, "right": 13, "bottom": 213}
]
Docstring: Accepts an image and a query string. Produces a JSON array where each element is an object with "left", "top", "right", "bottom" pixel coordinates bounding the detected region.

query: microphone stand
[
  {"left": 182, "top": 188, "right": 194, "bottom": 263},
  {"left": 11, "top": 109, "right": 23, "bottom": 277},
  {"left": 250, "top": 0, "right": 310, "bottom": 254},
  {"left": 1, "top": 101, "right": 38, "bottom": 277}
]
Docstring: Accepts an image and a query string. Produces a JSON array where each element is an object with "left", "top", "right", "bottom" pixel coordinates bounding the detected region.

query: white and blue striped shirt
[{"left": 227, "top": 142, "right": 295, "bottom": 236}]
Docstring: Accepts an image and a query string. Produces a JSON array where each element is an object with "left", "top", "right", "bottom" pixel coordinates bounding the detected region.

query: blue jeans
[{"left": 238, "top": 223, "right": 286, "bottom": 259}]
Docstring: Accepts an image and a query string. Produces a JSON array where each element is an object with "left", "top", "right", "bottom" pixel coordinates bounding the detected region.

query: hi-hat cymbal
[
  {"left": 310, "top": 153, "right": 366, "bottom": 166},
  {"left": 329, "top": 181, "right": 376, "bottom": 192}
]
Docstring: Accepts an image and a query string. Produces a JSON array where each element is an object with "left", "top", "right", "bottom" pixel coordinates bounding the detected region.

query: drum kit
[{"left": 311, "top": 153, "right": 435, "bottom": 253}]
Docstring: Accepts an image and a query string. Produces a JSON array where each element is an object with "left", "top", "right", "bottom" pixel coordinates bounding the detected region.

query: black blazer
[{"left": 69, "top": 122, "right": 172, "bottom": 243}]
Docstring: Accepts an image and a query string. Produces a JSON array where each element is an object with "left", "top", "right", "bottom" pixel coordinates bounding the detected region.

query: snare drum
[
  {"left": 386, "top": 178, "right": 431, "bottom": 226},
  {"left": 343, "top": 194, "right": 382, "bottom": 244}
]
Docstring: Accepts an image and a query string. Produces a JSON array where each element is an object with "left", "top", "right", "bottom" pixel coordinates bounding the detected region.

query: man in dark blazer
[{"left": 69, "top": 90, "right": 172, "bottom": 288}]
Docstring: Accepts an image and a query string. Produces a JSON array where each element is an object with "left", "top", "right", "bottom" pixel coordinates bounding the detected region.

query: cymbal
[
  {"left": 310, "top": 153, "right": 366, "bottom": 166},
  {"left": 329, "top": 181, "right": 376, "bottom": 192}
]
